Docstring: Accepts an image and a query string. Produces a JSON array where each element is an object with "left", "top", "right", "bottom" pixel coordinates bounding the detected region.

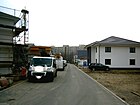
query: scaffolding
[
  {"left": 13, "top": 9, "right": 29, "bottom": 44},
  {"left": 12, "top": 9, "right": 29, "bottom": 74},
  {"left": 0, "top": 6, "right": 29, "bottom": 44},
  {"left": 0, "top": 6, "right": 29, "bottom": 76}
]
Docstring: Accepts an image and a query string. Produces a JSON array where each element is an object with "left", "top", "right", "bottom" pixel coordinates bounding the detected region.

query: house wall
[
  {"left": 91, "top": 46, "right": 96, "bottom": 63},
  {"left": 0, "top": 28, "right": 13, "bottom": 43},
  {"left": 0, "top": 12, "right": 19, "bottom": 26},
  {"left": 0, "top": 12, "right": 19, "bottom": 74},
  {"left": 90, "top": 46, "right": 101, "bottom": 63},
  {"left": 0, "top": 45, "right": 13, "bottom": 74},
  {"left": 87, "top": 47, "right": 91, "bottom": 64},
  {"left": 99, "top": 46, "right": 140, "bottom": 68},
  {"left": 89, "top": 45, "right": 140, "bottom": 68},
  {"left": 0, "top": 45, "right": 13, "bottom": 61},
  {"left": 0, "top": 18, "right": 15, "bottom": 26}
]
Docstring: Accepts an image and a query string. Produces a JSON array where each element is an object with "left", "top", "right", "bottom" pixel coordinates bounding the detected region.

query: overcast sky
[{"left": 1, "top": 0, "right": 140, "bottom": 46}]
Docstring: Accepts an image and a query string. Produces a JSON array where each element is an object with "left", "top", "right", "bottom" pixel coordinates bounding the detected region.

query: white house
[{"left": 86, "top": 36, "right": 140, "bottom": 69}]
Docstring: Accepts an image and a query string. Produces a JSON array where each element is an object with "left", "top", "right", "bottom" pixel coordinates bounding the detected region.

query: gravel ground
[{"left": 81, "top": 68, "right": 140, "bottom": 105}]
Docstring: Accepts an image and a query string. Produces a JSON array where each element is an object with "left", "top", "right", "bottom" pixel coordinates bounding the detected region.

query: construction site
[
  {"left": 0, "top": 5, "right": 88, "bottom": 89},
  {"left": 0, "top": 6, "right": 54, "bottom": 89}
]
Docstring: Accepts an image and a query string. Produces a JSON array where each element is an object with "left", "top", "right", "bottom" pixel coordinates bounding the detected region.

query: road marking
[{"left": 77, "top": 67, "right": 129, "bottom": 105}]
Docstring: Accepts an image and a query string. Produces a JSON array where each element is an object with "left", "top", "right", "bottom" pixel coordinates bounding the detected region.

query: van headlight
[
  {"left": 44, "top": 68, "right": 53, "bottom": 72},
  {"left": 29, "top": 66, "right": 35, "bottom": 71},
  {"left": 43, "top": 67, "right": 48, "bottom": 71}
]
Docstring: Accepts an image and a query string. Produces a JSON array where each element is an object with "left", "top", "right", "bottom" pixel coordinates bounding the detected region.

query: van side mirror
[{"left": 53, "top": 63, "right": 56, "bottom": 68}]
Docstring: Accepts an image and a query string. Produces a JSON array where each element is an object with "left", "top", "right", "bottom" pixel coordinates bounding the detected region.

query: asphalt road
[{"left": 0, "top": 64, "right": 128, "bottom": 105}]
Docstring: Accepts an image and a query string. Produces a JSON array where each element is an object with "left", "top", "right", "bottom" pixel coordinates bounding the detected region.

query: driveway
[{"left": 0, "top": 64, "right": 128, "bottom": 105}]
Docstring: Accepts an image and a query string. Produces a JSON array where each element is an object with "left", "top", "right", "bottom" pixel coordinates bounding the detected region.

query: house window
[
  {"left": 129, "top": 59, "right": 135, "bottom": 65},
  {"left": 105, "top": 47, "right": 111, "bottom": 53},
  {"left": 130, "top": 47, "right": 135, "bottom": 53},
  {"left": 105, "top": 59, "right": 111, "bottom": 65},
  {"left": 96, "top": 47, "right": 97, "bottom": 53}
]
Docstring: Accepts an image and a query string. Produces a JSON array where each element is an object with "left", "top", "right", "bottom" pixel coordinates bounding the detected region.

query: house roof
[{"left": 86, "top": 36, "right": 140, "bottom": 47}]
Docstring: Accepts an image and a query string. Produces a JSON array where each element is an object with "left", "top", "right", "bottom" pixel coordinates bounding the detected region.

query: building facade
[
  {"left": 0, "top": 9, "right": 29, "bottom": 75},
  {"left": 0, "top": 12, "right": 20, "bottom": 74},
  {"left": 86, "top": 36, "right": 140, "bottom": 69},
  {"left": 52, "top": 45, "right": 87, "bottom": 63}
]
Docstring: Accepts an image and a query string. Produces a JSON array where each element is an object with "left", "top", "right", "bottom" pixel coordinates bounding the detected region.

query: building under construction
[
  {"left": 28, "top": 46, "right": 52, "bottom": 59},
  {"left": 0, "top": 6, "right": 29, "bottom": 76}
]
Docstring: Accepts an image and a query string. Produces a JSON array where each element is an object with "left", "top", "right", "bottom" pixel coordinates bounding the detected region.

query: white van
[
  {"left": 56, "top": 59, "right": 64, "bottom": 71},
  {"left": 27, "top": 56, "right": 57, "bottom": 82}
]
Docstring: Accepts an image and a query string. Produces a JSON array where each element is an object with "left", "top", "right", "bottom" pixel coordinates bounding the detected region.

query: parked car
[
  {"left": 88, "top": 63, "right": 110, "bottom": 71},
  {"left": 88, "top": 63, "right": 95, "bottom": 70},
  {"left": 27, "top": 56, "right": 57, "bottom": 82}
]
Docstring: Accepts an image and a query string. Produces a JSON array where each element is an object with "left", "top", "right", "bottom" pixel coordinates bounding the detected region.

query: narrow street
[{"left": 0, "top": 64, "right": 128, "bottom": 105}]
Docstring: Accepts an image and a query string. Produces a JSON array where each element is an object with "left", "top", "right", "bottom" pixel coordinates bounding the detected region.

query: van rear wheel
[{"left": 55, "top": 71, "right": 57, "bottom": 77}]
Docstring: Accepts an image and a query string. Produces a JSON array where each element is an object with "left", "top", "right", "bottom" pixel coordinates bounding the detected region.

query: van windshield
[{"left": 31, "top": 58, "right": 52, "bottom": 67}]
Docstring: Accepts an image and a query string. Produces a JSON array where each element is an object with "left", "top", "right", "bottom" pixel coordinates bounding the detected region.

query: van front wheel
[
  {"left": 48, "top": 74, "right": 54, "bottom": 82},
  {"left": 49, "top": 76, "right": 54, "bottom": 82}
]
